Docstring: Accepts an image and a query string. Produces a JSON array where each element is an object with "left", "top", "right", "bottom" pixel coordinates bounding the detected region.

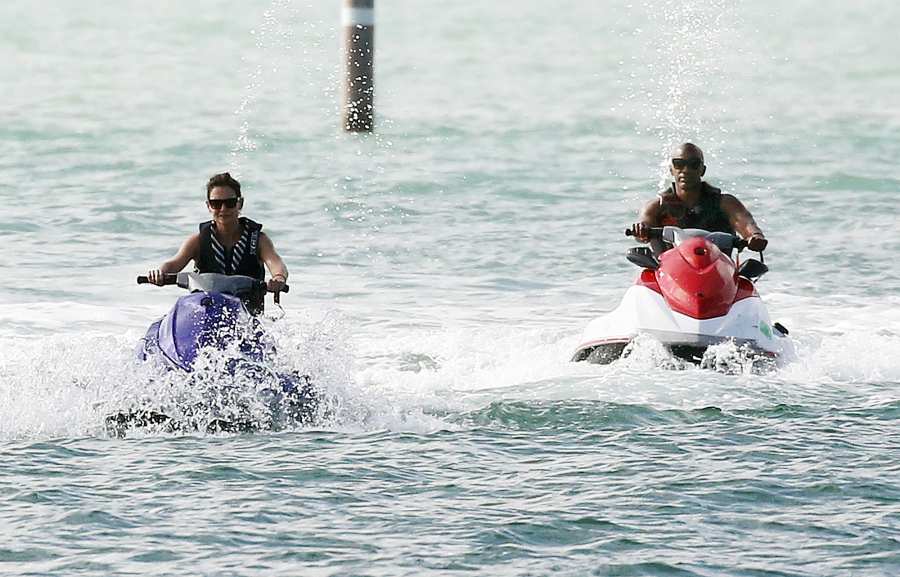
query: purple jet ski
[{"left": 107, "top": 272, "right": 316, "bottom": 434}]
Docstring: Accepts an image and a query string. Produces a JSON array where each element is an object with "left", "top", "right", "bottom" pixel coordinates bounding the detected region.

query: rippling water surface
[{"left": 1, "top": 1, "right": 899, "bottom": 575}]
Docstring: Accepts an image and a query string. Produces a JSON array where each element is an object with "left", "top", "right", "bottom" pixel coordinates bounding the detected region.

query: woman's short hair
[{"left": 206, "top": 172, "right": 242, "bottom": 198}]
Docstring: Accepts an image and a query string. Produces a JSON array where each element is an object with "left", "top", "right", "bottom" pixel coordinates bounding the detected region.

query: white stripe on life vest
[
  {"left": 210, "top": 235, "right": 227, "bottom": 272},
  {"left": 232, "top": 231, "right": 248, "bottom": 271}
]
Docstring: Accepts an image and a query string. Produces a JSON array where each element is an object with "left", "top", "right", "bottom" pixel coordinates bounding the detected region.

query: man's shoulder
[
  {"left": 719, "top": 192, "right": 736, "bottom": 201},
  {"left": 642, "top": 195, "right": 663, "bottom": 208},
  {"left": 718, "top": 192, "right": 749, "bottom": 213},
  {"left": 701, "top": 181, "right": 723, "bottom": 195},
  {"left": 718, "top": 191, "right": 739, "bottom": 204},
  {"left": 638, "top": 196, "right": 663, "bottom": 224}
]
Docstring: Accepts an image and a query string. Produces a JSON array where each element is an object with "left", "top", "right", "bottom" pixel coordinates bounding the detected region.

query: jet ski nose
[{"left": 673, "top": 237, "right": 719, "bottom": 270}]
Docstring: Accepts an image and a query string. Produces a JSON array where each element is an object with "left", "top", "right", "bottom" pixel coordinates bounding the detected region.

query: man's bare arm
[
  {"left": 630, "top": 198, "right": 662, "bottom": 242},
  {"left": 721, "top": 194, "right": 768, "bottom": 251}
]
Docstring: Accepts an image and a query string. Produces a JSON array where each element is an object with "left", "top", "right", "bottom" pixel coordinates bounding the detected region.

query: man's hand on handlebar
[
  {"left": 747, "top": 234, "right": 768, "bottom": 252},
  {"left": 629, "top": 223, "right": 652, "bottom": 243}
]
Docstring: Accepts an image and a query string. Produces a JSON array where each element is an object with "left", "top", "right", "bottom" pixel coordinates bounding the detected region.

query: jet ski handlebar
[
  {"left": 136, "top": 274, "right": 290, "bottom": 293},
  {"left": 137, "top": 273, "right": 178, "bottom": 285},
  {"left": 625, "top": 227, "right": 664, "bottom": 240},
  {"left": 625, "top": 228, "right": 749, "bottom": 251}
]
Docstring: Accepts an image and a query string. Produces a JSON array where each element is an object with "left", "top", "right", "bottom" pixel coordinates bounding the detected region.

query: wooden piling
[{"left": 342, "top": 0, "right": 375, "bottom": 132}]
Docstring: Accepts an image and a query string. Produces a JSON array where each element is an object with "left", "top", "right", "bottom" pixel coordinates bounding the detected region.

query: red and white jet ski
[{"left": 572, "top": 226, "right": 794, "bottom": 366}]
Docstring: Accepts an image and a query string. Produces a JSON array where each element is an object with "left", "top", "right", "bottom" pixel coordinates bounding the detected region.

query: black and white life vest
[{"left": 195, "top": 217, "right": 265, "bottom": 313}]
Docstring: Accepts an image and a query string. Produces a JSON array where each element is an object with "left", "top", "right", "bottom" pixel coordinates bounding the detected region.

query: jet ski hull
[
  {"left": 104, "top": 373, "right": 318, "bottom": 436},
  {"left": 572, "top": 285, "right": 794, "bottom": 366},
  {"left": 114, "top": 277, "right": 318, "bottom": 434}
]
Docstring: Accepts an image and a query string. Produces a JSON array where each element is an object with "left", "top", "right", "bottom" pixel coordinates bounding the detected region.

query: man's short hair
[
  {"left": 673, "top": 142, "right": 704, "bottom": 163},
  {"left": 206, "top": 172, "right": 242, "bottom": 198}
]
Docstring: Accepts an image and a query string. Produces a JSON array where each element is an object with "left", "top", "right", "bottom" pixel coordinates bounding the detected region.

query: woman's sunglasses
[
  {"left": 208, "top": 197, "right": 240, "bottom": 209},
  {"left": 672, "top": 158, "right": 703, "bottom": 170}
]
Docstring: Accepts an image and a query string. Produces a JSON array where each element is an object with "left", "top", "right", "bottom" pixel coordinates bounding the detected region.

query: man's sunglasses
[
  {"left": 672, "top": 158, "right": 703, "bottom": 170},
  {"left": 208, "top": 197, "right": 240, "bottom": 209}
]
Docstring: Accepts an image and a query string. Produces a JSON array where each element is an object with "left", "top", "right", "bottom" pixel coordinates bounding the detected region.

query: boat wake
[
  {"left": 0, "top": 308, "right": 353, "bottom": 440},
  {"left": 1, "top": 297, "right": 897, "bottom": 441}
]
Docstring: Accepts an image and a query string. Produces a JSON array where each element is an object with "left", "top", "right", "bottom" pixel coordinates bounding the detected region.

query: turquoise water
[{"left": 2, "top": 1, "right": 899, "bottom": 575}]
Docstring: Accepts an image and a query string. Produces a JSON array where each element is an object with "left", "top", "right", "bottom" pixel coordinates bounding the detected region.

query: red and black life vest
[{"left": 658, "top": 182, "right": 733, "bottom": 234}]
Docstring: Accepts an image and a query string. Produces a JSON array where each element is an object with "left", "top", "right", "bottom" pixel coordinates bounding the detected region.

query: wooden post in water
[{"left": 342, "top": 0, "right": 375, "bottom": 132}]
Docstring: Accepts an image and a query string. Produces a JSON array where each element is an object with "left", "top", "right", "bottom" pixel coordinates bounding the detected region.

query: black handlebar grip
[
  {"left": 136, "top": 274, "right": 177, "bottom": 285},
  {"left": 259, "top": 281, "right": 289, "bottom": 294},
  {"left": 625, "top": 227, "right": 664, "bottom": 239}
]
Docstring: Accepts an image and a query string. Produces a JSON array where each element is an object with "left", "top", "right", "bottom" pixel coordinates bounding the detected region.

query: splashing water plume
[
  {"left": 627, "top": 0, "right": 747, "bottom": 187},
  {"left": 229, "top": 0, "right": 339, "bottom": 174}
]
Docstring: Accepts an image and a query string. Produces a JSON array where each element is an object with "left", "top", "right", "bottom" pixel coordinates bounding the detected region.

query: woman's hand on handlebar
[
  {"left": 267, "top": 275, "right": 287, "bottom": 293},
  {"left": 147, "top": 269, "right": 167, "bottom": 286}
]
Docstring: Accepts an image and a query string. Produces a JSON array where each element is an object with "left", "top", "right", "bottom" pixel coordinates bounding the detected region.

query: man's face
[{"left": 670, "top": 148, "right": 705, "bottom": 191}]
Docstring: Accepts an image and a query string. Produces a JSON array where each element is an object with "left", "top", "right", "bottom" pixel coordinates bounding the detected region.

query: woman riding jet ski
[
  {"left": 106, "top": 173, "right": 315, "bottom": 434},
  {"left": 105, "top": 272, "right": 317, "bottom": 435},
  {"left": 145, "top": 172, "right": 289, "bottom": 313},
  {"left": 571, "top": 226, "right": 794, "bottom": 367}
]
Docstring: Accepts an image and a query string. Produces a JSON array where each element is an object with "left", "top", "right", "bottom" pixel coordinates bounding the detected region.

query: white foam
[{"left": 2, "top": 290, "right": 897, "bottom": 441}]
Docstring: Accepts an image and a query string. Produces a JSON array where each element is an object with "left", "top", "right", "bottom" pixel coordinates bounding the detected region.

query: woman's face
[{"left": 207, "top": 185, "right": 242, "bottom": 224}]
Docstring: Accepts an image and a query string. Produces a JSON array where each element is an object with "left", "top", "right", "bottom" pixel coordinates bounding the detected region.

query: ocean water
[{"left": 2, "top": 0, "right": 899, "bottom": 575}]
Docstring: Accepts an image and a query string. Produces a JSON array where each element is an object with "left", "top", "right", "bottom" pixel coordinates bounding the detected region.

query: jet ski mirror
[
  {"left": 705, "top": 232, "right": 738, "bottom": 254},
  {"left": 738, "top": 258, "right": 768, "bottom": 280},
  {"left": 626, "top": 246, "right": 660, "bottom": 270}
]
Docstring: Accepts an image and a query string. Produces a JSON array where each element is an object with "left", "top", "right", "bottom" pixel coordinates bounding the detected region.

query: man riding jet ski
[
  {"left": 630, "top": 142, "right": 769, "bottom": 255},
  {"left": 571, "top": 143, "right": 792, "bottom": 366},
  {"left": 571, "top": 226, "right": 793, "bottom": 366}
]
